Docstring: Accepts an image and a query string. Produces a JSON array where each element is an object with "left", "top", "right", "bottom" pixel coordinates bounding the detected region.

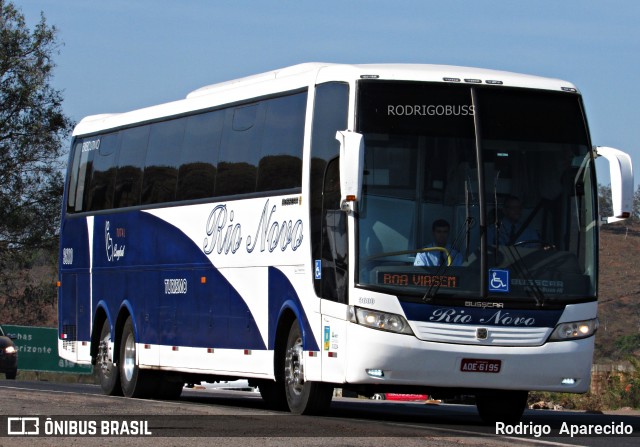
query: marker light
[
  {"left": 549, "top": 319, "right": 598, "bottom": 341},
  {"left": 349, "top": 306, "right": 414, "bottom": 335},
  {"left": 561, "top": 378, "right": 577, "bottom": 386},
  {"left": 366, "top": 369, "right": 384, "bottom": 378}
]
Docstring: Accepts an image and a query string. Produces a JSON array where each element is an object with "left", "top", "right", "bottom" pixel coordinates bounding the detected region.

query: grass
[{"left": 529, "top": 357, "right": 640, "bottom": 411}]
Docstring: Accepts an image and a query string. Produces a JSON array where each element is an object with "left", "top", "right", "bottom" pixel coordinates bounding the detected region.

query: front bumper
[{"left": 344, "top": 322, "right": 593, "bottom": 393}]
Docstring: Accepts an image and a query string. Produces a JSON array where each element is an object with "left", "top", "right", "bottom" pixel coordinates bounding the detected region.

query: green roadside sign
[{"left": 1, "top": 325, "right": 92, "bottom": 374}]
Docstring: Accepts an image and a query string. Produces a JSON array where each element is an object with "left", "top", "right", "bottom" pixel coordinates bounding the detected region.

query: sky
[{"left": 17, "top": 0, "right": 640, "bottom": 188}]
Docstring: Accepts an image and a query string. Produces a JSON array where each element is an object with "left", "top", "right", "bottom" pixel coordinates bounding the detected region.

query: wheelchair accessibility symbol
[
  {"left": 315, "top": 260, "right": 322, "bottom": 280},
  {"left": 488, "top": 269, "right": 510, "bottom": 293}
]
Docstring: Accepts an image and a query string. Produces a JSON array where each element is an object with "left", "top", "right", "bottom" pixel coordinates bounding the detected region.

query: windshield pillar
[{"left": 471, "top": 87, "right": 487, "bottom": 298}]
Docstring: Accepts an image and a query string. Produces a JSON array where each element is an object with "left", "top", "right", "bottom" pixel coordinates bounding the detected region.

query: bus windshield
[{"left": 356, "top": 81, "right": 596, "bottom": 305}]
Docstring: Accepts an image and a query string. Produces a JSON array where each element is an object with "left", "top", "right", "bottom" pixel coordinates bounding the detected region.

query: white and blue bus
[{"left": 58, "top": 63, "right": 633, "bottom": 423}]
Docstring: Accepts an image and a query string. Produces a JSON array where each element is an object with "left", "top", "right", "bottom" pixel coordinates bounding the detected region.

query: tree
[
  {"left": 598, "top": 184, "right": 613, "bottom": 220},
  {"left": 0, "top": 1, "right": 73, "bottom": 324},
  {"left": 633, "top": 184, "right": 640, "bottom": 222}
]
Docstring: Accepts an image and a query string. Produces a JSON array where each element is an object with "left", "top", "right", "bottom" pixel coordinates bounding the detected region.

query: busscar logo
[{"left": 465, "top": 301, "right": 504, "bottom": 309}]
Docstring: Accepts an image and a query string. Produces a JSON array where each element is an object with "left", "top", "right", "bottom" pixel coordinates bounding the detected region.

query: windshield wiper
[
  {"left": 504, "top": 244, "right": 547, "bottom": 307},
  {"left": 493, "top": 172, "right": 501, "bottom": 264},
  {"left": 490, "top": 171, "right": 545, "bottom": 307}
]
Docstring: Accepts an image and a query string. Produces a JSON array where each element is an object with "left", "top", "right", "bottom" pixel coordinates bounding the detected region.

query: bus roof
[{"left": 72, "top": 63, "right": 578, "bottom": 137}]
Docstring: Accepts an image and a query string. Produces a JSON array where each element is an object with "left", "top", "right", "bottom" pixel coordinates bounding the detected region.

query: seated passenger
[
  {"left": 414, "top": 219, "right": 462, "bottom": 267},
  {"left": 489, "top": 196, "right": 539, "bottom": 246}
]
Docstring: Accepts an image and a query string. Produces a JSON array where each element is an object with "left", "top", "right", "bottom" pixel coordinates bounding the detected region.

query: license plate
[{"left": 460, "top": 358, "right": 501, "bottom": 373}]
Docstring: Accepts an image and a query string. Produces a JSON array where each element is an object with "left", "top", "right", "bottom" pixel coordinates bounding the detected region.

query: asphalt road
[{"left": 0, "top": 380, "right": 638, "bottom": 447}]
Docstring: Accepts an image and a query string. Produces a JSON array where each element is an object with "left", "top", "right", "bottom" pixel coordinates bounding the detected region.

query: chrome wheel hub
[
  {"left": 123, "top": 333, "right": 136, "bottom": 382},
  {"left": 285, "top": 336, "right": 304, "bottom": 395},
  {"left": 98, "top": 335, "right": 112, "bottom": 376}
]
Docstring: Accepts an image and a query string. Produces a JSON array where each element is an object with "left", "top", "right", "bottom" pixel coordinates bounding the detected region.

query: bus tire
[
  {"left": 256, "top": 379, "right": 288, "bottom": 411},
  {"left": 119, "top": 316, "right": 157, "bottom": 398},
  {"left": 97, "top": 318, "right": 122, "bottom": 396},
  {"left": 154, "top": 374, "right": 184, "bottom": 400},
  {"left": 283, "top": 320, "right": 333, "bottom": 415},
  {"left": 476, "top": 390, "right": 528, "bottom": 424}
]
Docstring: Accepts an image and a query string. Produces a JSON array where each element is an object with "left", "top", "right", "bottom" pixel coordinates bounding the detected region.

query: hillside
[{"left": 595, "top": 220, "right": 640, "bottom": 361}]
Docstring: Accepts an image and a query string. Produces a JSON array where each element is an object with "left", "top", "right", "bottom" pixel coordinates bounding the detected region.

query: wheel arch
[
  {"left": 273, "top": 306, "right": 297, "bottom": 381},
  {"left": 90, "top": 303, "right": 111, "bottom": 364},
  {"left": 113, "top": 301, "right": 135, "bottom": 364}
]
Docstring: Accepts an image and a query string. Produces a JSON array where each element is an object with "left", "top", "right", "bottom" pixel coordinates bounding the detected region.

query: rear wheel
[
  {"left": 119, "top": 316, "right": 158, "bottom": 398},
  {"left": 476, "top": 390, "right": 528, "bottom": 424},
  {"left": 283, "top": 320, "right": 333, "bottom": 415},
  {"left": 154, "top": 374, "right": 184, "bottom": 400},
  {"left": 96, "top": 319, "right": 122, "bottom": 395}
]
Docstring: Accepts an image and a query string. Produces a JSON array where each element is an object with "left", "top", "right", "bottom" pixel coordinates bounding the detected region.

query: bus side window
[
  {"left": 310, "top": 82, "right": 349, "bottom": 301},
  {"left": 66, "top": 140, "right": 85, "bottom": 213},
  {"left": 176, "top": 110, "right": 223, "bottom": 201},
  {"left": 321, "top": 158, "right": 348, "bottom": 303},
  {"left": 141, "top": 119, "right": 185, "bottom": 205},
  {"left": 113, "top": 126, "right": 150, "bottom": 208},
  {"left": 256, "top": 92, "right": 307, "bottom": 192},
  {"left": 86, "top": 132, "right": 119, "bottom": 211},
  {"left": 216, "top": 104, "right": 265, "bottom": 196}
]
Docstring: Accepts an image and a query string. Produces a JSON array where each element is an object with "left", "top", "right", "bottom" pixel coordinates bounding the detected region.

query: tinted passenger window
[
  {"left": 114, "top": 127, "right": 149, "bottom": 208},
  {"left": 177, "top": 111, "right": 224, "bottom": 200},
  {"left": 256, "top": 92, "right": 307, "bottom": 191},
  {"left": 67, "top": 140, "right": 84, "bottom": 212},
  {"left": 67, "top": 89, "right": 308, "bottom": 213},
  {"left": 86, "top": 133, "right": 119, "bottom": 211},
  {"left": 141, "top": 119, "right": 185, "bottom": 204},
  {"left": 216, "top": 104, "right": 265, "bottom": 196}
]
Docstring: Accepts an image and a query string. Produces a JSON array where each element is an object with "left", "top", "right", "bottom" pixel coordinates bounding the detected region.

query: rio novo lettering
[
  {"left": 428, "top": 308, "right": 536, "bottom": 327},
  {"left": 203, "top": 199, "right": 303, "bottom": 255}
]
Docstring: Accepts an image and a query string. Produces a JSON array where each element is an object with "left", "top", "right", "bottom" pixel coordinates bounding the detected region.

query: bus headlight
[
  {"left": 349, "top": 306, "right": 414, "bottom": 335},
  {"left": 549, "top": 319, "right": 598, "bottom": 341}
]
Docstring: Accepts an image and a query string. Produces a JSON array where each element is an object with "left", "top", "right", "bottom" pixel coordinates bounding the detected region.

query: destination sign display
[{"left": 377, "top": 272, "right": 458, "bottom": 288}]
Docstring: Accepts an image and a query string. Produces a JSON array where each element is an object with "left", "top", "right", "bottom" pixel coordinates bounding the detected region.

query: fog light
[
  {"left": 561, "top": 378, "right": 577, "bottom": 385},
  {"left": 366, "top": 369, "right": 384, "bottom": 378}
]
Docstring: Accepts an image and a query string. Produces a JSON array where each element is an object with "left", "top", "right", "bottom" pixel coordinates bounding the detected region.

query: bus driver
[{"left": 414, "top": 219, "right": 462, "bottom": 267}]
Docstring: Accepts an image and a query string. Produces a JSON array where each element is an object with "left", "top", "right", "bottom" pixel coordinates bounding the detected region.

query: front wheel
[
  {"left": 255, "top": 379, "right": 288, "bottom": 411},
  {"left": 283, "top": 320, "right": 333, "bottom": 415},
  {"left": 476, "top": 390, "right": 528, "bottom": 424},
  {"left": 5, "top": 370, "right": 16, "bottom": 380}
]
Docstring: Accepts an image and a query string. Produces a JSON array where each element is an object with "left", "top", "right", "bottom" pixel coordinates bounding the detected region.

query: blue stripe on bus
[
  {"left": 268, "top": 267, "right": 320, "bottom": 352},
  {"left": 61, "top": 211, "right": 319, "bottom": 353}
]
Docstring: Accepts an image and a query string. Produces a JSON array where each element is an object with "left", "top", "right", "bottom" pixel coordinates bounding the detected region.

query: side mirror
[
  {"left": 595, "top": 146, "right": 634, "bottom": 224},
  {"left": 335, "top": 131, "right": 364, "bottom": 212}
]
